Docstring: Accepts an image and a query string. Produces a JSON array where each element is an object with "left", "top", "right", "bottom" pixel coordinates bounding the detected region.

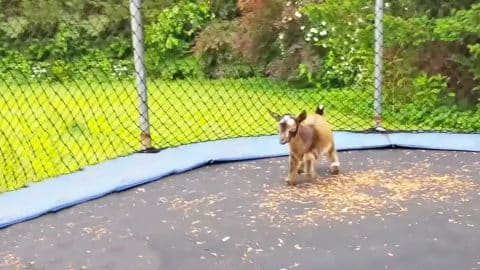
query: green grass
[
  {"left": 0, "top": 78, "right": 375, "bottom": 192},
  {"left": 2, "top": 77, "right": 478, "bottom": 192}
]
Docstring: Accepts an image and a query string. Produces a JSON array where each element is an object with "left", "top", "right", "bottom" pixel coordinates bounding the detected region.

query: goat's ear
[
  {"left": 297, "top": 110, "right": 307, "bottom": 123},
  {"left": 269, "top": 110, "right": 282, "bottom": 121}
]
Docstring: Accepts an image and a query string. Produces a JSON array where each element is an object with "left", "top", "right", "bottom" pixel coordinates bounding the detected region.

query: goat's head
[{"left": 269, "top": 110, "right": 307, "bottom": 145}]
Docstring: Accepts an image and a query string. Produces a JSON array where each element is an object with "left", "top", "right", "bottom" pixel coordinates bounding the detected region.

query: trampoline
[
  {"left": 1, "top": 148, "right": 479, "bottom": 269},
  {"left": 1, "top": 1, "right": 480, "bottom": 269}
]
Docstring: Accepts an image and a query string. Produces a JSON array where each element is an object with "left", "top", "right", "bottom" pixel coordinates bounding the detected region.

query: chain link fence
[{"left": 1, "top": 0, "right": 478, "bottom": 192}]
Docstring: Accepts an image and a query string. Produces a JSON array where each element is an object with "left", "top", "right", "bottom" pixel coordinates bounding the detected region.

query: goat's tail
[{"left": 315, "top": 104, "right": 325, "bottom": 115}]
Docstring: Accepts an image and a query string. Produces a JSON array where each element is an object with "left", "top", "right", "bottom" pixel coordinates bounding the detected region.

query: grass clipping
[{"left": 257, "top": 166, "right": 479, "bottom": 226}]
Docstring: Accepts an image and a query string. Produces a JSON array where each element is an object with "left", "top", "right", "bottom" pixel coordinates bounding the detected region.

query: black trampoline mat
[{"left": 1, "top": 149, "right": 479, "bottom": 270}]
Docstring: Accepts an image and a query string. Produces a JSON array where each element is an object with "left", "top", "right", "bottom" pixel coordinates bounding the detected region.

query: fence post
[
  {"left": 373, "top": 0, "right": 385, "bottom": 131},
  {"left": 129, "top": 0, "right": 152, "bottom": 149}
]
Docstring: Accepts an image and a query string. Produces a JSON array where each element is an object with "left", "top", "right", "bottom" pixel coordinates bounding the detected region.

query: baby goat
[{"left": 269, "top": 105, "right": 340, "bottom": 185}]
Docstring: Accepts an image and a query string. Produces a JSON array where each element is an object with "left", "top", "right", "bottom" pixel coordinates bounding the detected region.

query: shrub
[
  {"left": 383, "top": 3, "right": 480, "bottom": 108},
  {"left": 145, "top": 1, "right": 211, "bottom": 79},
  {"left": 234, "top": 0, "right": 284, "bottom": 66},
  {"left": 210, "top": 0, "right": 238, "bottom": 20},
  {"left": 301, "top": 0, "right": 373, "bottom": 88},
  {"left": 194, "top": 20, "right": 255, "bottom": 79}
]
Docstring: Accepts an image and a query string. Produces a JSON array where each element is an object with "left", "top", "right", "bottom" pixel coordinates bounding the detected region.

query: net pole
[
  {"left": 373, "top": 0, "right": 385, "bottom": 131},
  {"left": 129, "top": 0, "right": 152, "bottom": 149}
]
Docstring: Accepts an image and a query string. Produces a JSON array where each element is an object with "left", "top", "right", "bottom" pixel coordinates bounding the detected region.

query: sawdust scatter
[
  {"left": 163, "top": 193, "right": 226, "bottom": 213},
  {"left": 0, "top": 252, "right": 25, "bottom": 269},
  {"left": 258, "top": 166, "right": 479, "bottom": 226}
]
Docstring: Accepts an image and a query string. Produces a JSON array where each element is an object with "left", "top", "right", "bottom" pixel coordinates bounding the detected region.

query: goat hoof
[
  {"left": 297, "top": 169, "right": 305, "bottom": 174},
  {"left": 286, "top": 179, "right": 296, "bottom": 186}
]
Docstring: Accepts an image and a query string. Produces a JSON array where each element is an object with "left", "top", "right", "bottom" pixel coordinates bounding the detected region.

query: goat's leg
[
  {"left": 287, "top": 155, "right": 300, "bottom": 185},
  {"left": 327, "top": 145, "right": 340, "bottom": 175},
  {"left": 297, "top": 160, "right": 305, "bottom": 174},
  {"left": 303, "top": 152, "right": 317, "bottom": 178}
]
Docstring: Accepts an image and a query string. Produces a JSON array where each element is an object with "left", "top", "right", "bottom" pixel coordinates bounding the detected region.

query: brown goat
[{"left": 269, "top": 105, "right": 340, "bottom": 185}]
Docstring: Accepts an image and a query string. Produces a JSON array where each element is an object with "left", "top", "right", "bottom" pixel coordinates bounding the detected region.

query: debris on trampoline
[{"left": 161, "top": 164, "right": 479, "bottom": 227}]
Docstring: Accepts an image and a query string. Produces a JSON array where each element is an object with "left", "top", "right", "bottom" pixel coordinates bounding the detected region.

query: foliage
[
  {"left": 0, "top": 0, "right": 172, "bottom": 83},
  {"left": 301, "top": 0, "right": 373, "bottom": 88},
  {"left": 234, "top": 0, "right": 284, "bottom": 66},
  {"left": 462, "top": 44, "right": 480, "bottom": 90},
  {"left": 146, "top": 1, "right": 210, "bottom": 58},
  {"left": 382, "top": 3, "right": 480, "bottom": 108},
  {"left": 145, "top": 1, "right": 210, "bottom": 79},
  {"left": 386, "top": 0, "right": 478, "bottom": 18},
  {"left": 0, "top": 0, "right": 478, "bottom": 125},
  {"left": 193, "top": 20, "right": 255, "bottom": 78},
  {"left": 1, "top": 0, "right": 478, "bottom": 93},
  {"left": 210, "top": 0, "right": 238, "bottom": 20}
]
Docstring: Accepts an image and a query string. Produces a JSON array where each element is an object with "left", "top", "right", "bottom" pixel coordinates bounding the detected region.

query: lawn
[
  {"left": 0, "top": 78, "right": 375, "bottom": 192},
  {"left": 3, "top": 77, "right": 478, "bottom": 192}
]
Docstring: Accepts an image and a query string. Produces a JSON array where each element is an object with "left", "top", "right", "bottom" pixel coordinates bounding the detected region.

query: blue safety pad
[
  {"left": 0, "top": 131, "right": 479, "bottom": 228},
  {"left": 388, "top": 132, "right": 480, "bottom": 152}
]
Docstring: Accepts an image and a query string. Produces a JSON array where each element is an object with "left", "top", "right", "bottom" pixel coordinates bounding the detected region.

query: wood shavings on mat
[{"left": 257, "top": 166, "right": 479, "bottom": 226}]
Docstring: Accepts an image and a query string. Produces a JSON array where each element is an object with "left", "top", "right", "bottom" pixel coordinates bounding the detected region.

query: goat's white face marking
[
  {"left": 278, "top": 115, "right": 297, "bottom": 144},
  {"left": 280, "top": 116, "right": 295, "bottom": 127}
]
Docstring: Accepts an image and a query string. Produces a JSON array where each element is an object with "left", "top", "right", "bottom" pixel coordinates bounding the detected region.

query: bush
[
  {"left": 265, "top": 1, "right": 320, "bottom": 87},
  {"left": 383, "top": 3, "right": 480, "bottom": 108},
  {"left": 234, "top": 0, "right": 284, "bottom": 66},
  {"left": 300, "top": 0, "right": 373, "bottom": 88},
  {"left": 0, "top": 0, "right": 478, "bottom": 114},
  {"left": 194, "top": 20, "right": 255, "bottom": 79},
  {"left": 145, "top": 0, "right": 211, "bottom": 79},
  {"left": 210, "top": 0, "right": 238, "bottom": 20}
]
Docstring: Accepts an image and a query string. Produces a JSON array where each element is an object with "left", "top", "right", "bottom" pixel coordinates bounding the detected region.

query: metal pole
[
  {"left": 373, "top": 0, "right": 385, "bottom": 131},
  {"left": 129, "top": 0, "right": 152, "bottom": 149}
]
